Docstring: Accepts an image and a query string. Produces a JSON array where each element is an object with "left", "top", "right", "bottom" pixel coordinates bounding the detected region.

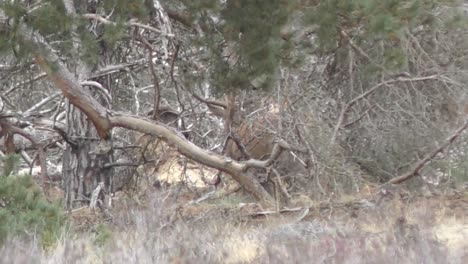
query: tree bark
[{"left": 62, "top": 103, "right": 113, "bottom": 209}]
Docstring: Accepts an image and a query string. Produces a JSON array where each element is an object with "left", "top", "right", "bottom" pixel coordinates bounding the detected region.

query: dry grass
[{"left": 1, "top": 190, "right": 467, "bottom": 264}]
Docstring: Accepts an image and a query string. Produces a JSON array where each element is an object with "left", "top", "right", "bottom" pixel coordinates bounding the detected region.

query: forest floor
[{"left": 1, "top": 185, "right": 467, "bottom": 264}]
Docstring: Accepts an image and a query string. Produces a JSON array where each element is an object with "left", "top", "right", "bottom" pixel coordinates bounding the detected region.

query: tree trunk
[{"left": 63, "top": 103, "right": 113, "bottom": 209}]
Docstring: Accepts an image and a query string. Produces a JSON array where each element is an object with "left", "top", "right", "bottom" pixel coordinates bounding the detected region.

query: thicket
[{"left": 1, "top": 0, "right": 467, "bottom": 204}]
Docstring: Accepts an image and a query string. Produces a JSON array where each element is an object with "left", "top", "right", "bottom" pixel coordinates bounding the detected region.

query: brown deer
[
  {"left": 204, "top": 93, "right": 281, "bottom": 161},
  {"left": 203, "top": 94, "right": 299, "bottom": 206}
]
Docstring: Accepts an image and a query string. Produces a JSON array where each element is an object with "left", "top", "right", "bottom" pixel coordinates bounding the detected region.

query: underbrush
[{"left": 1, "top": 189, "right": 467, "bottom": 263}]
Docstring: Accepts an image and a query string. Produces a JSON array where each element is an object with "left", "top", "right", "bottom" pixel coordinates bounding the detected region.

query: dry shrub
[{"left": 2, "top": 190, "right": 467, "bottom": 264}]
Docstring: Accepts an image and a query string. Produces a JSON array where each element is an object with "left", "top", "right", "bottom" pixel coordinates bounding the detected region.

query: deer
[{"left": 198, "top": 93, "right": 297, "bottom": 207}]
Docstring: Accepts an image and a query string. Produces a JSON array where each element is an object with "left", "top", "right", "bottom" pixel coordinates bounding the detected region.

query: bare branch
[
  {"left": 192, "top": 92, "right": 228, "bottom": 109},
  {"left": 83, "top": 14, "right": 174, "bottom": 37},
  {"left": 388, "top": 118, "right": 468, "bottom": 184},
  {"left": 25, "top": 92, "right": 61, "bottom": 114},
  {"left": 4, "top": 73, "right": 47, "bottom": 96},
  {"left": 339, "top": 29, "right": 390, "bottom": 75},
  {"left": 90, "top": 59, "right": 147, "bottom": 78},
  {"left": 137, "top": 34, "right": 161, "bottom": 119},
  {"left": 81, "top": 81, "right": 112, "bottom": 104},
  {"left": 244, "top": 139, "right": 291, "bottom": 169},
  {"left": 330, "top": 75, "right": 439, "bottom": 144}
]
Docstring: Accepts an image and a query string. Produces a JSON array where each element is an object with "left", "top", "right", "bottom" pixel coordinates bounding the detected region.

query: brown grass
[{"left": 1, "top": 190, "right": 467, "bottom": 264}]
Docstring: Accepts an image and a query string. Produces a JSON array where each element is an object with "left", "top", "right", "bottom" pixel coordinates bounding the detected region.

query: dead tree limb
[
  {"left": 0, "top": 120, "right": 49, "bottom": 187},
  {"left": 388, "top": 119, "right": 468, "bottom": 184}
]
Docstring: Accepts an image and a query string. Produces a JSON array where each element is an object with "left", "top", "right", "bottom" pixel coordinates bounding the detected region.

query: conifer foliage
[{"left": 0, "top": 156, "right": 66, "bottom": 248}]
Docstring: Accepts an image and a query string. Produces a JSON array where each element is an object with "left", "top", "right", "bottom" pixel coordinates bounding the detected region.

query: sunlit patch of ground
[{"left": 433, "top": 217, "right": 468, "bottom": 261}]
